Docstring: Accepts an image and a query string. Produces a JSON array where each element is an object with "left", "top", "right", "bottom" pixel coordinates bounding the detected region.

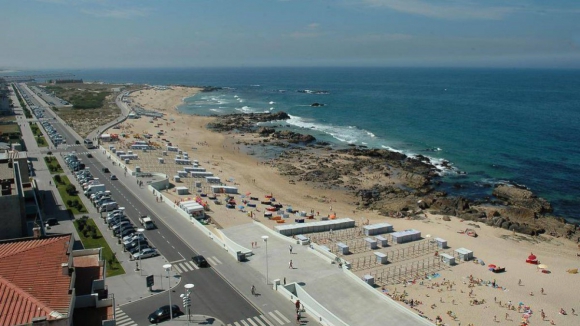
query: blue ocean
[{"left": 65, "top": 67, "right": 580, "bottom": 221}]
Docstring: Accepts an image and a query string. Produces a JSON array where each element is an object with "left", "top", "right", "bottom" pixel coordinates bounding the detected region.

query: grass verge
[
  {"left": 53, "top": 175, "right": 87, "bottom": 214},
  {"left": 30, "top": 122, "right": 48, "bottom": 147},
  {"left": 44, "top": 156, "right": 63, "bottom": 174},
  {"left": 74, "top": 217, "right": 125, "bottom": 277}
]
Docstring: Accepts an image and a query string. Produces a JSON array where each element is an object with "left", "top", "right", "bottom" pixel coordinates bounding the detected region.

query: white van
[
  {"left": 84, "top": 184, "right": 106, "bottom": 197},
  {"left": 99, "top": 201, "right": 118, "bottom": 212}
]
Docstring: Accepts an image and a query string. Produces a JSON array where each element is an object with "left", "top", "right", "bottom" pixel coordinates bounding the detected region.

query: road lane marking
[
  {"left": 273, "top": 310, "right": 290, "bottom": 324},
  {"left": 212, "top": 256, "right": 222, "bottom": 264},
  {"left": 246, "top": 318, "right": 259, "bottom": 326},
  {"left": 240, "top": 320, "right": 250, "bottom": 326},
  {"left": 179, "top": 263, "right": 192, "bottom": 272},
  {"left": 205, "top": 256, "right": 217, "bottom": 266},
  {"left": 253, "top": 316, "right": 268, "bottom": 326},
  {"left": 184, "top": 261, "right": 197, "bottom": 270},
  {"left": 173, "top": 264, "right": 183, "bottom": 274},
  {"left": 259, "top": 315, "right": 275, "bottom": 326},
  {"left": 268, "top": 312, "right": 284, "bottom": 325}
]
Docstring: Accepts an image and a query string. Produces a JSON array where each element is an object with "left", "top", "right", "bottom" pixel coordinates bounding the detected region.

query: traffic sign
[{"left": 146, "top": 275, "right": 154, "bottom": 287}]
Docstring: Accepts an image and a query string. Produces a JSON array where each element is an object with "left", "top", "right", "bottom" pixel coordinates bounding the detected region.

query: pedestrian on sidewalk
[
  {"left": 251, "top": 285, "right": 255, "bottom": 296},
  {"left": 289, "top": 245, "right": 293, "bottom": 254},
  {"left": 289, "top": 260, "right": 293, "bottom": 269}
]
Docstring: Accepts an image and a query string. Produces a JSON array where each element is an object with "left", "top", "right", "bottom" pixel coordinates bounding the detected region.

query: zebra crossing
[
  {"left": 115, "top": 307, "right": 137, "bottom": 326},
  {"left": 172, "top": 256, "right": 223, "bottom": 274},
  {"left": 227, "top": 310, "right": 291, "bottom": 326}
]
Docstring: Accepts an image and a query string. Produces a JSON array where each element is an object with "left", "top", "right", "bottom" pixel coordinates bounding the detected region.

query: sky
[{"left": 1, "top": 0, "right": 580, "bottom": 69}]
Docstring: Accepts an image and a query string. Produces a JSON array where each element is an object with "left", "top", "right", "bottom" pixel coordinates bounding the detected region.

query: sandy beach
[{"left": 106, "top": 86, "right": 580, "bottom": 326}]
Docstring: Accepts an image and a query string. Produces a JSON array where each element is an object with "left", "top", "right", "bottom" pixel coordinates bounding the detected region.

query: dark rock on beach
[
  {"left": 205, "top": 111, "right": 574, "bottom": 240},
  {"left": 272, "top": 130, "right": 316, "bottom": 143},
  {"left": 492, "top": 184, "right": 552, "bottom": 214}
]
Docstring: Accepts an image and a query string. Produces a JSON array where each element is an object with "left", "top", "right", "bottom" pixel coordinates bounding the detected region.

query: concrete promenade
[{"left": 222, "top": 224, "right": 433, "bottom": 326}]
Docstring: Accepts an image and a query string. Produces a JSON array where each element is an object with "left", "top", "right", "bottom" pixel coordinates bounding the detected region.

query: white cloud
[
  {"left": 362, "top": 0, "right": 513, "bottom": 20},
  {"left": 80, "top": 7, "right": 149, "bottom": 19},
  {"left": 287, "top": 23, "right": 324, "bottom": 38}
]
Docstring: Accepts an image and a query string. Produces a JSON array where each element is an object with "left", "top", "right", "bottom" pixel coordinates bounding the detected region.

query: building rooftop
[
  {"left": 73, "top": 253, "right": 102, "bottom": 296},
  {"left": 0, "top": 235, "right": 73, "bottom": 325}
]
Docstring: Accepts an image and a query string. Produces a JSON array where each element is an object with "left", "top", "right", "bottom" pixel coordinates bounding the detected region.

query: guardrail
[{"left": 274, "top": 282, "right": 348, "bottom": 326}]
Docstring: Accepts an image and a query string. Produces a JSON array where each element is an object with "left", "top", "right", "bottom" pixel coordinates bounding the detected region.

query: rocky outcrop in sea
[{"left": 207, "top": 111, "right": 577, "bottom": 240}]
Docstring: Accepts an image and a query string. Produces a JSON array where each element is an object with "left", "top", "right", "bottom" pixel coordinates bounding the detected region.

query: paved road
[{"left": 18, "top": 84, "right": 271, "bottom": 325}]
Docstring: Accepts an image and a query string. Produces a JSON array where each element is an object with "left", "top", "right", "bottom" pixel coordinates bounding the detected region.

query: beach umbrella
[
  {"left": 538, "top": 264, "right": 548, "bottom": 269},
  {"left": 488, "top": 264, "right": 497, "bottom": 268},
  {"left": 478, "top": 259, "right": 485, "bottom": 265},
  {"left": 238, "top": 205, "right": 245, "bottom": 209}
]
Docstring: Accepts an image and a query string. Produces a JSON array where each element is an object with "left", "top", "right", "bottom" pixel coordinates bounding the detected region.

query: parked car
[
  {"left": 133, "top": 248, "right": 159, "bottom": 260},
  {"left": 128, "top": 244, "right": 150, "bottom": 255},
  {"left": 148, "top": 305, "right": 181, "bottom": 323},
  {"left": 192, "top": 255, "right": 209, "bottom": 268},
  {"left": 116, "top": 227, "right": 136, "bottom": 238},
  {"left": 109, "top": 218, "right": 130, "bottom": 228},
  {"left": 124, "top": 239, "right": 148, "bottom": 250},
  {"left": 112, "top": 221, "right": 133, "bottom": 232},
  {"left": 110, "top": 175, "right": 118, "bottom": 180},
  {"left": 102, "top": 167, "right": 110, "bottom": 173},
  {"left": 123, "top": 233, "right": 146, "bottom": 245}
]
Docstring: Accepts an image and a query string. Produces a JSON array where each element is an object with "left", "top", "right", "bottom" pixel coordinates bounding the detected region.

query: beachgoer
[
  {"left": 289, "top": 245, "right": 293, "bottom": 254},
  {"left": 560, "top": 308, "right": 566, "bottom": 315},
  {"left": 289, "top": 260, "right": 293, "bottom": 269}
]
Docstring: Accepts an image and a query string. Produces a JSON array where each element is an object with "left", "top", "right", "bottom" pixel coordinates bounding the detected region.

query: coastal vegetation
[
  {"left": 46, "top": 85, "right": 110, "bottom": 109},
  {"left": 53, "top": 174, "right": 86, "bottom": 214},
  {"left": 37, "top": 82, "right": 141, "bottom": 138},
  {"left": 74, "top": 216, "right": 125, "bottom": 277}
]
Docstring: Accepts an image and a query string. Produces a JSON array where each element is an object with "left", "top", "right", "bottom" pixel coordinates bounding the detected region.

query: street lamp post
[
  {"left": 183, "top": 283, "right": 194, "bottom": 323},
  {"left": 163, "top": 264, "right": 173, "bottom": 320},
  {"left": 135, "top": 228, "right": 145, "bottom": 274},
  {"left": 261, "top": 235, "right": 269, "bottom": 284}
]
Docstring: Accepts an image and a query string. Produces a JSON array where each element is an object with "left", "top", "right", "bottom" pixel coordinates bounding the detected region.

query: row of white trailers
[{"left": 178, "top": 200, "right": 205, "bottom": 219}]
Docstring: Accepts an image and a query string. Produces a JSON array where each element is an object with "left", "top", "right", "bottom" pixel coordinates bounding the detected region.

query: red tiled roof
[{"left": 0, "top": 235, "right": 73, "bottom": 325}]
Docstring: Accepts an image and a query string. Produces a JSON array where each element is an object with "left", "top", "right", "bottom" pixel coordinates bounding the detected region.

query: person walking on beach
[
  {"left": 289, "top": 260, "right": 293, "bottom": 269},
  {"left": 289, "top": 245, "right": 293, "bottom": 254}
]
